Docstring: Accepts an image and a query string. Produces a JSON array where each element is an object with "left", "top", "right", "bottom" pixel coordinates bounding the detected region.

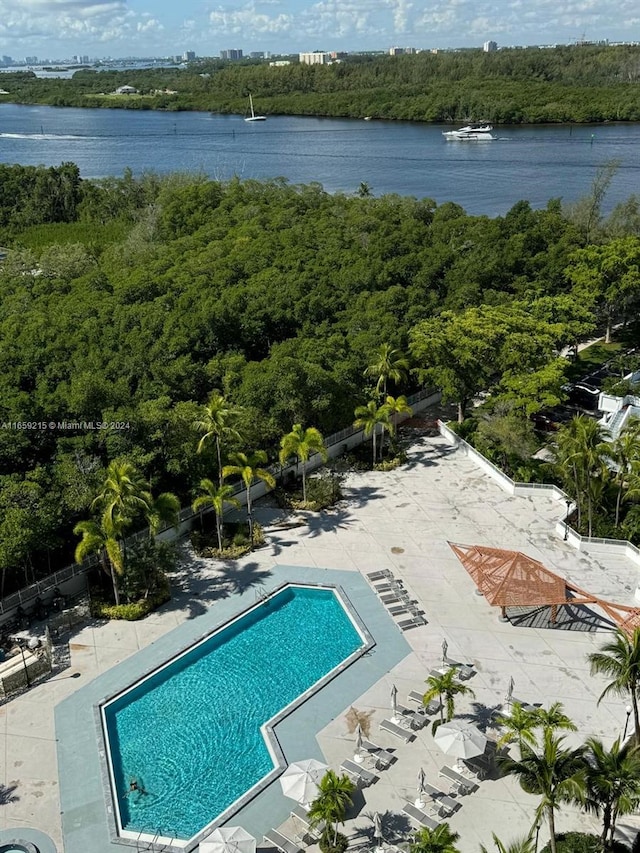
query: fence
[
  {"left": 438, "top": 420, "right": 640, "bottom": 579},
  {"left": 0, "top": 387, "right": 441, "bottom": 625}
]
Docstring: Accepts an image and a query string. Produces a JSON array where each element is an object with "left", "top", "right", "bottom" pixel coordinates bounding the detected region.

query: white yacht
[{"left": 442, "top": 123, "right": 495, "bottom": 140}]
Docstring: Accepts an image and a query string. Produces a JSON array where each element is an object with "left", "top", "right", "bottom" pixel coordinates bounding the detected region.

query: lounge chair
[
  {"left": 387, "top": 603, "right": 423, "bottom": 617},
  {"left": 407, "top": 691, "right": 441, "bottom": 716},
  {"left": 361, "top": 738, "right": 395, "bottom": 768},
  {"left": 420, "top": 782, "right": 459, "bottom": 817},
  {"left": 340, "top": 758, "right": 378, "bottom": 786},
  {"left": 397, "top": 615, "right": 427, "bottom": 631},
  {"left": 443, "top": 656, "right": 474, "bottom": 680},
  {"left": 395, "top": 702, "right": 428, "bottom": 729},
  {"left": 263, "top": 829, "right": 304, "bottom": 853},
  {"left": 290, "top": 804, "right": 324, "bottom": 840},
  {"left": 366, "top": 570, "right": 393, "bottom": 582},
  {"left": 438, "top": 765, "right": 479, "bottom": 794},
  {"left": 375, "top": 581, "right": 404, "bottom": 594},
  {"left": 403, "top": 803, "right": 440, "bottom": 830},
  {"left": 379, "top": 719, "right": 415, "bottom": 742},
  {"left": 379, "top": 591, "right": 412, "bottom": 605}
]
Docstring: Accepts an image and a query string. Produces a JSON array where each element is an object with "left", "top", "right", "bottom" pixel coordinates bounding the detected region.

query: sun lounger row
[
  {"left": 407, "top": 690, "right": 442, "bottom": 716},
  {"left": 365, "top": 571, "right": 428, "bottom": 632}
]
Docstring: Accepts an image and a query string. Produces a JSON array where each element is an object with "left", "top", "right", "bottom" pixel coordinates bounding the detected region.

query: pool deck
[{"left": 1, "top": 428, "right": 640, "bottom": 852}]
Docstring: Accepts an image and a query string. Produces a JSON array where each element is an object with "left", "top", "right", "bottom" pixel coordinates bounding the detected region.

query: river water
[{"left": 1, "top": 102, "right": 639, "bottom": 216}]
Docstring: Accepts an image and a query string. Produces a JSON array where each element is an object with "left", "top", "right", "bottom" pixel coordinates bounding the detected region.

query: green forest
[
  {"left": 2, "top": 44, "right": 640, "bottom": 123},
  {"left": 0, "top": 160, "right": 640, "bottom": 600}
]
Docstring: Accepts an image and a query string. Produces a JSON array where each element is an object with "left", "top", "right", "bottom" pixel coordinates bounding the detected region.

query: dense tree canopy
[{"left": 0, "top": 161, "right": 637, "bottom": 596}]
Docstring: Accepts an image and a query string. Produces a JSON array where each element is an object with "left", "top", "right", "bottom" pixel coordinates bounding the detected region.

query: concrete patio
[{"left": 1, "top": 429, "right": 639, "bottom": 853}]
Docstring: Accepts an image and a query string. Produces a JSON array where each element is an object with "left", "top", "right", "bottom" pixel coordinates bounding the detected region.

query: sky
[{"left": 1, "top": 0, "right": 639, "bottom": 61}]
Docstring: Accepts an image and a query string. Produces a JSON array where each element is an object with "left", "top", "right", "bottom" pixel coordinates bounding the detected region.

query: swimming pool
[{"left": 100, "top": 584, "right": 367, "bottom": 846}]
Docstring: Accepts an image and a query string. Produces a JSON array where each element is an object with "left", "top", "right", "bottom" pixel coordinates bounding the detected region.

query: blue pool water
[{"left": 102, "top": 586, "right": 363, "bottom": 840}]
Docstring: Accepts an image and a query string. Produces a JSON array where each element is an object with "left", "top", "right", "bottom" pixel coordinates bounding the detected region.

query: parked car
[{"left": 529, "top": 412, "right": 559, "bottom": 432}]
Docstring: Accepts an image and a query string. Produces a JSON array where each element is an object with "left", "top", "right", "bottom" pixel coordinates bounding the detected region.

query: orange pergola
[{"left": 449, "top": 542, "right": 640, "bottom": 633}]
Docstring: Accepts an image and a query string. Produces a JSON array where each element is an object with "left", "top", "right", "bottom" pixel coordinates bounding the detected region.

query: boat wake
[{"left": 0, "top": 132, "right": 87, "bottom": 140}]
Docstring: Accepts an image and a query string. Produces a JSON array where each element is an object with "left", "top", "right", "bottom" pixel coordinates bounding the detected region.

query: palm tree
[
  {"left": 422, "top": 668, "right": 476, "bottom": 726},
  {"left": 588, "top": 627, "right": 640, "bottom": 743},
  {"left": 607, "top": 418, "right": 640, "bottom": 527},
  {"left": 534, "top": 702, "right": 577, "bottom": 735},
  {"left": 380, "top": 395, "right": 413, "bottom": 459},
  {"left": 364, "top": 343, "right": 409, "bottom": 399},
  {"left": 279, "top": 423, "right": 328, "bottom": 503},
  {"left": 91, "top": 460, "right": 151, "bottom": 527},
  {"left": 410, "top": 823, "right": 460, "bottom": 853},
  {"left": 479, "top": 834, "right": 536, "bottom": 853},
  {"left": 354, "top": 400, "right": 391, "bottom": 467},
  {"left": 194, "top": 391, "right": 242, "bottom": 484},
  {"left": 222, "top": 451, "right": 275, "bottom": 544},
  {"left": 580, "top": 736, "right": 640, "bottom": 849},
  {"left": 192, "top": 479, "right": 241, "bottom": 551},
  {"left": 495, "top": 703, "right": 540, "bottom": 751},
  {"left": 74, "top": 513, "right": 125, "bottom": 605},
  {"left": 498, "top": 730, "right": 586, "bottom": 853},
  {"left": 554, "top": 416, "right": 609, "bottom": 536},
  {"left": 146, "top": 491, "right": 181, "bottom": 536},
  {"left": 308, "top": 770, "right": 355, "bottom": 847}
]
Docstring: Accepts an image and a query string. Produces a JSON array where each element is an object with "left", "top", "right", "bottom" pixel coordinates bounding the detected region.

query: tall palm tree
[
  {"left": 194, "top": 391, "right": 243, "bottom": 484},
  {"left": 534, "top": 703, "right": 577, "bottom": 735},
  {"left": 495, "top": 703, "right": 540, "bottom": 751},
  {"left": 479, "top": 834, "right": 536, "bottom": 853},
  {"left": 364, "top": 343, "right": 409, "bottom": 400},
  {"left": 580, "top": 736, "right": 640, "bottom": 849},
  {"left": 74, "top": 513, "right": 125, "bottom": 605},
  {"left": 279, "top": 423, "right": 328, "bottom": 503},
  {"left": 308, "top": 770, "right": 355, "bottom": 847},
  {"left": 422, "top": 668, "right": 476, "bottom": 726},
  {"left": 222, "top": 451, "right": 275, "bottom": 544},
  {"left": 380, "top": 395, "right": 413, "bottom": 459},
  {"left": 192, "top": 479, "right": 241, "bottom": 551},
  {"left": 354, "top": 400, "right": 391, "bottom": 467},
  {"left": 607, "top": 417, "right": 640, "bottom": 527},
  {"left": 498, "top": 730, "right": 586, "bottom": 853},
  {"left": 146, "top": 491, "right": 181, "bottom": 536},
  {"left": 410, "top": 823, "right": 460, "bottom": 853},
  {"left": 588, "top": 627, "right": 640, "bottom": 743},
  {"left": 91, "top": 460, "right": 151, "bottom": 527}
]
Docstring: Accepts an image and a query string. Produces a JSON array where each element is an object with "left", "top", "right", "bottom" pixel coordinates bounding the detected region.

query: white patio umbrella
[
  {"left": 390, "top": 684, "right": 400, "bottom": 724},
  {"left": 373, "top": 812, "right": 384, "bottom": 852},
  {"left": 434, "top": 720, "right": 487, "bottom": 773},
  {"left": 279, "top": 759, "right": 328, "bottom": 807},
  {"left": 354, "top": 723, "right": 364, "bottom": 763},
  {"left": 200, "top": 827, "right": 256, "bottom": 853},
  {"left": 415, "top": 767, "right": 426, "bottom": 808}
]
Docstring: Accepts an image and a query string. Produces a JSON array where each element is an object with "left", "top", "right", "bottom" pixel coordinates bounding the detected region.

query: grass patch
[
  {"left": 565, "top": 341, "right": 623, "bottom": 381},
  {"left": 15, "top": 218, "right": 130, "bottom": 251}
]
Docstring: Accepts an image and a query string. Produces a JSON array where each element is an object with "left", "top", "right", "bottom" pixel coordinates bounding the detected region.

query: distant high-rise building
[
  {"left": 1, "top": 56, "right": 12, "bottom": 66},
  {"left": 483, "top": 40, "right": 498, "bottom": 52},
  {"left": 250, "top": 51, "right": 265, "bottom": 59},
  {"left": 220, "top": 49, "right": 243, "bottom": 60},
  {"left": 182, "top": 50, "right": 196, "bottom": 61},
  {"left": 299, "top": 51, "right": 329, "bottom": 65},
  {"left": 25, "top": 56, "right": 38, "bottom": 64},
  {"left": 389, "top": 46, "right": 404, "bottom": 56}
]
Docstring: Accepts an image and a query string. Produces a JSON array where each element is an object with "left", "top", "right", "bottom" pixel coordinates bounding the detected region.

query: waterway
[{"left": 1, "top": 102, "right": 639, "bottom": 216}]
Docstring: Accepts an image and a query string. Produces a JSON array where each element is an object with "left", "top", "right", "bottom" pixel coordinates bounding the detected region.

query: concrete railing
[
  {"left": 0, "top": 387, "right": 441, "bottom": 624},
  {"left": 438, "top": 419, "right": 640, "bottom": 577}
]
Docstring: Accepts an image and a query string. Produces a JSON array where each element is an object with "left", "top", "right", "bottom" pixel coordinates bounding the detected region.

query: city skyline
[{"left": 0, "top": 0, "right": 639, "bottom": 61}]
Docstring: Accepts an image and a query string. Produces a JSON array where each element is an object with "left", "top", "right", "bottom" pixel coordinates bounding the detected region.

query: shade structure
[
  {"left": 280, "top": 759, "right": 328, "bottom": 806},
  {"left": 200, "top": 827, "right": 256, "bottom": 853},
  {"left": 434, "top": 720, "right": 486, "bottom": 761}
]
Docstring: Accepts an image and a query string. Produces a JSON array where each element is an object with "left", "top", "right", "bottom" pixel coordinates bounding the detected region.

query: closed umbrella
[
  {"left": 434, "top": 720, "right": 486, "bottom": 773},
  {"left": 354, "top": 723, "right": 364, "bottom": 763},
  {"left": 442, "top": 638, "right": 449, "bottom": 668},
  {"left": 390, "top": 684, "right": 400, "bottom": 724},
  {"left": 373, "top": 812, "right": 384, "bottom": 852},
  {"left": 280, "top": 759, "right": 328, "bottom": 807},
  {"left": 415, "top": 767, "right": 426, "bottom": 808},
  {"left": 200, "top": 827, "right": 256, "bottom": 853},
  {"left": 505, "top": 676, "right": 515, "bottom": 705}
]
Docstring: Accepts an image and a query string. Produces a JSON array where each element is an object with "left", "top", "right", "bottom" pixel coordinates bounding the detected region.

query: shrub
[
  {"left": 540, "top": 833, "right": 629, "bottom": 853},
  {"left": 319, "top": 832, "right": 349, "bottom": 853},
  {"left": 91, "top": 581, "right": 171, "bottom": 621},
  {"left": 374, "top": 452, "right": 407, "bottom": 471},
  {"left": 192, "top": 522, "right": 265, "bottom": 560}
]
